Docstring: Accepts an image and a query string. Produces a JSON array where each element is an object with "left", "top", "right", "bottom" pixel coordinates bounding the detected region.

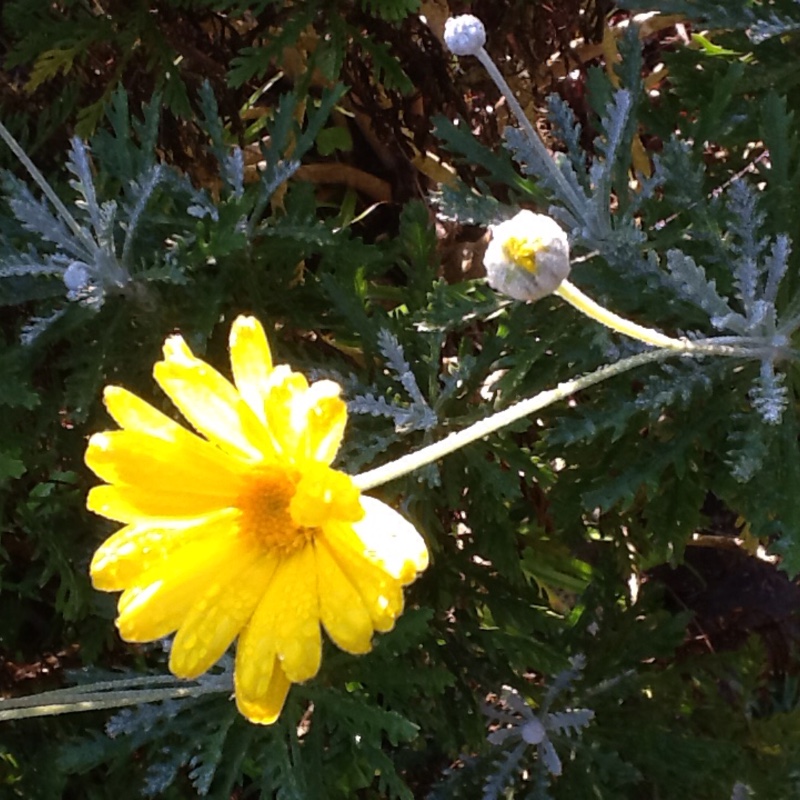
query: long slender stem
[
  {"left": 0, "top": 120, "right": 94, "bottom": 250},
  {"left": 0, "top": 674, "right": 191, "bottom": 708},
  {"left": 0, "top": 677, "right": 230, "bottom": 721},
  {"left": 475, "top": 48, "right": 585, "bottom": 217},
  {"left": 555, "top": 280, "right": 689, "bottom": 349},
  {"left": 352, "top": 341, "right": 753, "bottom": 491}
]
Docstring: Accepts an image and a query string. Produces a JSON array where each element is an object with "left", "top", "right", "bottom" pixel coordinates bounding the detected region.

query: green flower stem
[
  {"left": 474, "top": 47, "right": 586, "bottom": 217},
  {"left": 352, "top": 340, "right": 754, "bottom": 492},
  {"left": 555, "top": 279, "right": 689, "bottom": 349}
]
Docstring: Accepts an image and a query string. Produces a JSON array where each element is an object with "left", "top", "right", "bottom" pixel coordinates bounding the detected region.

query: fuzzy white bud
[
  {"left": 484, "top": 210, "right": 570, "bottom": 302},
  {"left": 63, "top": 261, "right": 91, "bottom": 293},
  {"left": 521, "top": 718, "right": 547, "bottom": 745},
  {"left": 443, "top": 15, "right": 486, "bottom": 57}
]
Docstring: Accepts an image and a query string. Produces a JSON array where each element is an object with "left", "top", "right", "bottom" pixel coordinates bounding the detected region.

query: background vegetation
[{"left": 1, "top": 1, "right": 800, "bottom": 798}]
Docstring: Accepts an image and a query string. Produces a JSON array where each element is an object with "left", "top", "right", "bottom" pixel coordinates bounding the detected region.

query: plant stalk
[
  {"left": 353, "top": 341, "right": 752, "bottom": 491},
  {"left": 555, "top": 280, "right": 690, "bottom": 349}
]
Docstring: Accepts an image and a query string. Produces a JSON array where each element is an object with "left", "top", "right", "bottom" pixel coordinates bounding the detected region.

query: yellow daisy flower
[{"left": 85, "top": 315, "right": 428, "bottom": 725}]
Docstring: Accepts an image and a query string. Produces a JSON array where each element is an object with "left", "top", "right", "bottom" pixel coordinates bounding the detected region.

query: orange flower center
[{"left": 238, "top": 466, "right": 313, "bottom": 555}]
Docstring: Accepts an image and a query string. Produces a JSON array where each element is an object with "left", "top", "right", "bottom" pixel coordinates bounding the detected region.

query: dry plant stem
[
  {"left": 556, "top": 280, "right": 689, "bottom": 349},
  {"left": 0, "top": 120, "right": 94, "bottom": 251},
  {"left": 294, "top": 163, "right": 392, "bottom": 203},
  {"left": 0, "top": 675, "right": 229, "bottom": 721},
  {"left": 475, "top": 47, "right": 585, "bottom": 216},
  {"left": 353, "top": 341, "right": 753, "bottom": 492},
  {"left": 0, "top": 686, "right": 226, "bottom": 721}
]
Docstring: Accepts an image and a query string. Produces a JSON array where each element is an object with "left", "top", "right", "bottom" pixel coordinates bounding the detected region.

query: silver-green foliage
[{"left": 482, "top": 656, "right": 594, "bottom": 799}]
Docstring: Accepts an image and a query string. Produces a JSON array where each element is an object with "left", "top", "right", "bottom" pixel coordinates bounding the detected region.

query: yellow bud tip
[{"left": 502, "top": 235, "right": 545, "bottom": 273}]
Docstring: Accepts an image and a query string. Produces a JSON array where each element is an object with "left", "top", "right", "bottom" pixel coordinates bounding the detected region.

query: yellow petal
[
  {"left": 90, "top": 511, "right": 235, "bottom": 591},
  {"left": 87, "top": 483, "right": 233, "bottom": 524},
  {"left": 297, "top": 382, "right": 347, "bottom": 465},
  {"left": 353, "top": 497, "right": 429, "bottom": 582},
  {"left": 289, "top": 465, "right": 363, "bottom": 528},
  {"left": 321, "top": 524, "right": 405, "bottom": 633},
  {"left": 153, "top": 334, "right": 269, "bottom": 461},
  {"left": 103, "top": 386, "right": 190, "bottom": 437},
  {"left": 262, "top": 369, "right": 310, "bottom": 459},
  {"left": 270, "top": 545, "right": 322, "bottom": 682},
  {"left": 229, "top": 316, "right": 273, "bottom": 424},
  {"left": 234, "top": 653, "right": 291, "bottom": 725},
  {"left": 170, "top": 552, "right": 279, "bottom": 679},
  {"left": 85, "top": 430, "right": 245, "bottom": 500},
  {"left": 236, "top": 546, "right": 321, "bottom": 684},
  {"left": 235, "top": 611, "right": 277, "bottom": 701},
  {"left": 115, "top": 532, "right": 252, "bottom": 642},
  {"left": 315, "top": 537, "right": 373, "bottom": 654},
  {"left": 102, "top": 386, "right": 245, "bottom": 459}
]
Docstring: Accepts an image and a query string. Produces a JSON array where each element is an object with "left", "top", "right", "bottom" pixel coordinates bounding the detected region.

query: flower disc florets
[
  {"left": 483, "top": 210, "right": 571, "bottom": 301},
  {"left": 85, "top": 315, "right": 428, "bottom": 725},
  {"left": 443, "top": 14, "right": 486, "bottom": 56}
]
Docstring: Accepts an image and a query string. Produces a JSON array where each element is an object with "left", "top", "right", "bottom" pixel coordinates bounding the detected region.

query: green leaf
[
  {"left": 353, "top": 33, "right": 413, "bottom": 94},
  {"left": 396, "top": 199, "right": 437, "bottom": 274},
  {"left": 228, "top": 13, "right": 312, "bottom": 88},
  {"left": 760, "top": 89, "right": 795, "bottom": 190},
  {"left": 294, "top": 84, "right": 348, "bottom": 160},
  {"left": 432, "top": 115, "right": 544, "bottom": 199},
  {"left": 690, "top": 33, "right": 742, "bottom": 57},
  {"left": 25, "top": 46, "right": 81, "bottom": 93},
  {"left": 692, "top": 59, "right": 746, "bottom": 144},
  {"left": 0, "top": 449, "right": 26, "bottom": 484},
  {"left": 316, "top": 125, "right": 352, "bottom": 156},
  {"left": 74, "top": 97, "right": 107, "bottom": 139},
  {"left": 360, "top": 0, "right": 420, "bottom": 22}
]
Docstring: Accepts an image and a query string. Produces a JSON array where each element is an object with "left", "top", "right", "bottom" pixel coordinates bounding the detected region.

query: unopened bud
[
  {"left": 484, "top": 210, "right": 570, "bottom": 301},
  {"left": 63, "top": 261, "right": 91, "bottom": 293},
  {"left": 443, "top": 15, "right": 486, "bottom": 57}
]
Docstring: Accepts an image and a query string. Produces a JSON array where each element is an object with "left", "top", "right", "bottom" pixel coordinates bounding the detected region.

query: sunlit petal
[
  {"left": 115, "top": 533, "right": 252, "bottom": 642},
  {"left": 289, "top": 464, "right": 363, "bottom": 529},
  {"left": 269, "top": 545, "right": 322, "bottom": 682},
  {"left": 87, "top": 484, "right": 232, "bottom": 524},
  {"left": 85, "top": 431, "right": 246, "bottom": 499},
  {"left": 262, "top": 369, "right": 310, "bottom": 459},
  {"left": 90, "top": 511, "right": 236, "bottom": 591},
  {"left": 321, "top": 524, "right": 405, "bottom": 633},
  {"left": 235, "top": 601, "right": 276, "bottom": 700},
  {"left": 296, "top": 381, "right": 347, "bottom": 465},
  {"left": 353, "top": 497, "right": 429, "bottom": 582},
  {"left": 234, "top": 652, "right": 291, "bottom": 726},
  {"left": 229, "top": 316, "right": 273, "bottom": 424},
  {"left": 170, "top": 552, "right": 279, "bottom": 678},
  {"left": 315, "top": 537, "right": 373, "bottom": 654},
  {"left": 103, "top": 385, "right": 191, "bottom": 438},
  {"left": 154, "top": 334, "right": 269, "bottom": 461}
]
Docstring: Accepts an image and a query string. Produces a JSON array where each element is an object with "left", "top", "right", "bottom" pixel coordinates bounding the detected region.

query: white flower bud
[
  {"left": 443, "top": 14, "right": 486, "bottom": 57},
  {"left": 521, "top": 718, "right": 546, "bottom": 745},
  {"left": 483, "top": 210, "right": 570, "bottom": 302},
  {"left": 63, "top": 261, "right": 91, "bottom": 293}
]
